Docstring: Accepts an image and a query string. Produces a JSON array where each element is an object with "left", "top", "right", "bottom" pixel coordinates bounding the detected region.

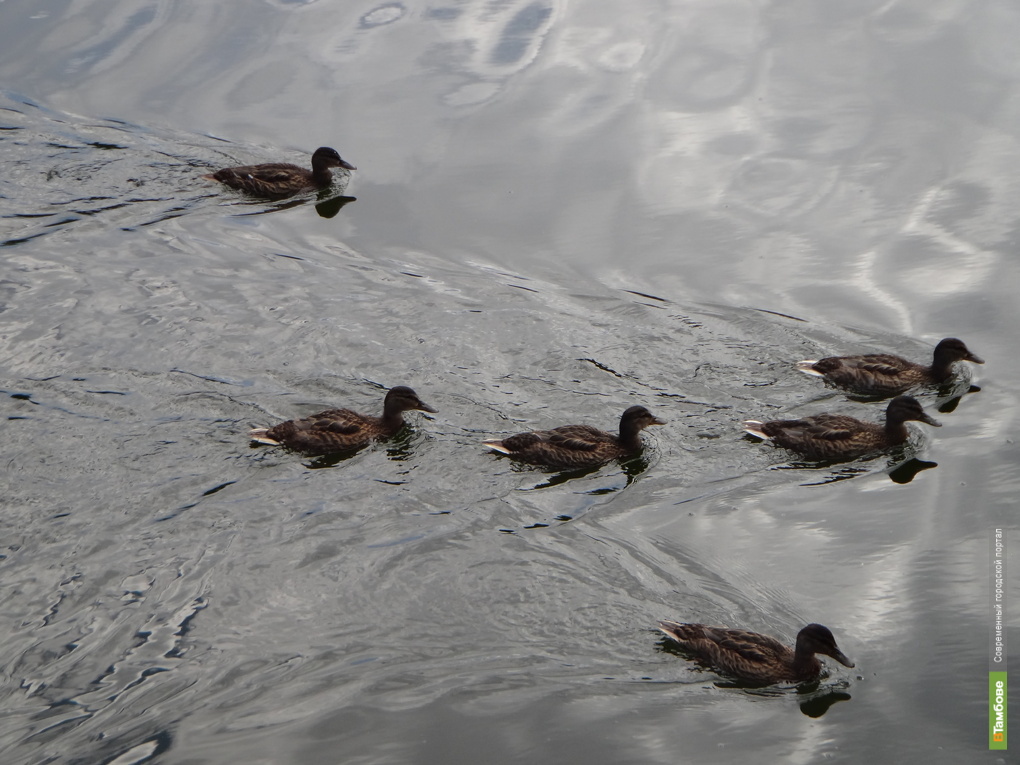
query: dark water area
[{"left": 0, "top": 2, "right": 1017, "bottom": 764}]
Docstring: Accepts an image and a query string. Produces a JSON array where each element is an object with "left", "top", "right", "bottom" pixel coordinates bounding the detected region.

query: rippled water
[{"left": 0, "top": 2, "right": 1017, "bottom": 764}]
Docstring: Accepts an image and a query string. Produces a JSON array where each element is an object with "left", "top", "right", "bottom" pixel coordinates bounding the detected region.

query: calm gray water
[{"left": 0, "top": 1, "right": 1016, "bottom": 763}]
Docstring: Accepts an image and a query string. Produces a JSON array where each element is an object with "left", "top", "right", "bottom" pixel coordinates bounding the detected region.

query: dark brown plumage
[
  {"left": 658, "top": 621, "right": 855, "bottom": 684},
  {"left": 250, "top": 386, "right": 435, "bottom": 456},
  {"left": 483, "top": 405, "right": 665, "bottom": 469},
  {"left": 743, "top": 395, "right": 940, "bottom": 461},
  {"left": 204, "top": 146, "right": 356, "bottom": 198},
  {"left": 797, "top": 337, "right": 983, "bottom": 397}
]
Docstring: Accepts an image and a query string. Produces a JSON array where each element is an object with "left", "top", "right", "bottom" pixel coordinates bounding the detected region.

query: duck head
[
  {"left": 385, "top": 385, "right": 437, "bottom": 414},
  {"left": 934, "top": 337, "right": 983, "bottom": 365},
  {"left": 313, "top": 146, "right": 357, "bottom": 171},
  {"left": 798, "top": 623, "right": 855, "bottom": 668},
  {"left": 887, "top": 395, "right": 941, "bottom": 427}
]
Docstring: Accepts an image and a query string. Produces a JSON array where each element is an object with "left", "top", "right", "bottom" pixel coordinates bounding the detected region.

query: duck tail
[
  {"left": 658, "top": 619, "right": 681, "bottom": 635},
  {"left": 657, "top": 620, "right": 697, "bottom": 643},
  {"left": 796, "top": 360, "right": 824, "bottom": 376},
  {"left": 250, "top": 427, "right": 280, "bottom": 446},
  {"left": 742, "top": 421, "right": 769, "bottom": 439}
]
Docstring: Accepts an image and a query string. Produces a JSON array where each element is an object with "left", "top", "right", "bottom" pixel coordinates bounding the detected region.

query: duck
[
  {"left": 204, "top": 146, "right": 356, "bottom": 198},
  {"left": 742, "top": 395, "right": 940, "bottom": 461},
  {"left": 250, "top": 385, "right": 435, "bottom": 455},
  {"left": 482, "top": 405, "right": 665, "bottom": 469},
  {"left": 657, "top": 621, "right": 855, "bottom": 684},
  {"left": 797, "top": 337, "right": 983, "bottom": 397}
]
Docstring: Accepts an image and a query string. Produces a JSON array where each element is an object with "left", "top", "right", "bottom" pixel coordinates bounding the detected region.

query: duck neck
[
  {"left": 618, "top": 421, "right": 643, "bottom": 451},
  {"left": 380, "top": 403, "right": 407, "bottom": 433},
  {"left": 929, "top": 352, "right": 956, "bottom": 382},
  {"left": 310, "top": 163, "right": 334, "bottom": 186},
  {"left": 883, "top": 416, "right": 910, "bottom": 444},
  {"left": 791, "top": 642, "right": 822, "bottom": 677}
]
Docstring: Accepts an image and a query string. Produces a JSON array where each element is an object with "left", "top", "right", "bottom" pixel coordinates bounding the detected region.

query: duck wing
[
  {"left": 765, "top": 414, "right": 857, "bottom": 442},
  {"left": 497, "top": 431, "right": 545, "bottom": 452},
  {"left": 219, "top": 162, "right": 304, "bottom": 183},
  {"left": 265, "top": 408, "right": 366, "bottom": 441},
  {"left": 659, "top": 622, "right": 787, "bottom": 675},
  {"left": 850, "top": 355, "right": 914, "bottom": 375},
  {"left": 815, "top": 353, "right": 911, "bottom": 376},
  {"left": 813, "top": 354, "right": 922, "bottom": 395},
  {"left": 259, "top": 408, "right": 376, "bottom": 455},
  {"left": 545, "top": 425, "right": 612, "bottom": 452},
  {"left": 306, "top": 408, "right": 370, "bottom": 435},
  {"left": 209, "top": 162, "right": 313, "bottom": 197},
  {"left": 500, "top": 425, "right": 609, "bottom": 453},
  {"left": 712, "top": 628, "right": 787, "bottom": 663},
  {"left": 487, "top": 423, "right": 621, "bottom": 468},
  {"left": 800, "top": 414, "right": 859, "bottom": 441}
]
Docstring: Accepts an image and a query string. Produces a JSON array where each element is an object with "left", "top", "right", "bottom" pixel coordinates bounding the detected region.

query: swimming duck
[
  {"left": 657, "top": 621, "right": 855, "bottom": 684},
  {"left": 204, "top": 146, "right": 356, "bottom": 198},
  {"left": 250, "top": 385, "right": 435, "bottom": 455},
  {"left": 483, "top": 405, "right": 665, "bottom": 469},
  {"left": 797, "top": 337, "right": 983, "bottom": 397},
  {"left": 743, "top": 395, "right": 940, "bottom": 461}
]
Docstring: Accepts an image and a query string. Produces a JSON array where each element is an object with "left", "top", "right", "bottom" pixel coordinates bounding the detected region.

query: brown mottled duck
[
  {"left": 743, "top": 395, "right": 940, "bottom": 461},
  {"left": 205, "top": 146, "right": 356, "bottom": 198},
  {"left": 658, "top": 621, "right": 855, "bottom": 684},
  {"left": 483, "top": 405, "right": 665, "bottom": 469},
  {"left": 251, "top": 385, "right": 435, "bottom": 455},
  {"left": 797, "top": 337, "right": 983, "bottom": 397}
]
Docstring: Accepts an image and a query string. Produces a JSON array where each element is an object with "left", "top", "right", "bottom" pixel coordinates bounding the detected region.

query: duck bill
[
  {"left": 830, "top": 649, "right": 855, "bottom": 669},
  {"left": 650, "top": 416, "right": 667, "bottom": 426},
  {"left": 919, "top": 412, "right": 942, "bottom": 427},
  {"left": 418, "top": 402, "right": 438, "bottom": 414},
  {"left": 340, "top": 159, "right": 357, "bottom": 171},
  {"left": 965, "top": 351, "right": 985, "bottom": 364}
]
